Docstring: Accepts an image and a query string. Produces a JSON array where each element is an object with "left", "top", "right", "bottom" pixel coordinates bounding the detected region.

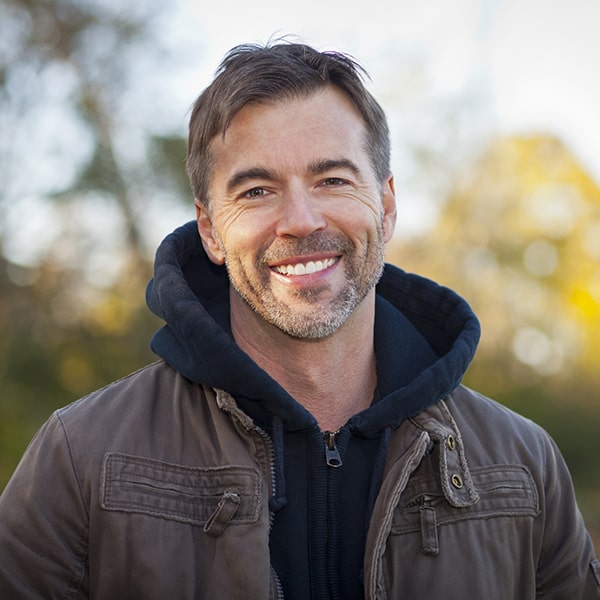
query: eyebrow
[
  {"left": 307, "top": 158, "right": 361, "bottom": 176},
  {"left": 225, "top": 158, "right": 362, "bottom": 194},
  {"left": 226, "top": 167, "right": 276, "bottom": 194}
]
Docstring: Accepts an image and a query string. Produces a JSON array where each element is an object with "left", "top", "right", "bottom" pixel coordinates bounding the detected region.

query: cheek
[
  {"left": 339, "top": 191, "right": 385, "bottom": 225},
  {"left": 218, "top": 224, "right": 266, "bottom": 269},
  {"left": 342, "top": 208, "right": 385, "bottom": 245}
]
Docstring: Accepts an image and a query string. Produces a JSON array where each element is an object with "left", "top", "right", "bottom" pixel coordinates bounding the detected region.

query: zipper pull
[{"left": 323, "top": 431, "right": 343, "bottom": 468}]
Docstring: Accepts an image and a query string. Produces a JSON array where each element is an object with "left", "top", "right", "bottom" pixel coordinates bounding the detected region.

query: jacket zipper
[
  {"left": 252, "top": 425, "right": 278, "bottom": 524},
  {"left": 251, "top": 426, "right": 285, "bottom": 599},
  {"left": 323, "top": 430, "right": 343, "bottom": 467}
]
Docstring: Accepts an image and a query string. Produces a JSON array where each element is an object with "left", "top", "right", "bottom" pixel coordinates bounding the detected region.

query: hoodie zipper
[{"left": 323, "top": 430, "right": 343, "bottom": 467}]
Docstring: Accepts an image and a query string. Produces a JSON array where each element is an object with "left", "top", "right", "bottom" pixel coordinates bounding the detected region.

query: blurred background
[{"left": 1, "top": 0, "right": 598, "bottom": 547}]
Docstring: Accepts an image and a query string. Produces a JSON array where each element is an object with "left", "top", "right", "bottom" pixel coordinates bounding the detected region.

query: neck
[{"left": 230, "top": 291, "right": 377, "bottom": 432}]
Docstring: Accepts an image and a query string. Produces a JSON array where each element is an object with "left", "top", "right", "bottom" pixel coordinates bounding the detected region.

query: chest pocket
[
  {"left": 392, "top": 464, "right": 540, "bottom": 555},
  {"left": 100, "top": 453, "right": 262, "bottom": 536}
]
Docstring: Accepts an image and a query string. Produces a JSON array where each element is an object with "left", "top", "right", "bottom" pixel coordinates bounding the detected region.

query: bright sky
[{"left": 164, "top": 0, "right": 600, "bottom": 235}]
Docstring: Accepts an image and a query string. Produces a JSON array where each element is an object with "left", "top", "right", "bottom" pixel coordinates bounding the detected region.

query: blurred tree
[
  {"left": 1, "top": 2, "right": 598, "bottom": 549},
  {"left": 0, "top": 0, "right": 191, "bottom": 271},
  {"left": 388, "top": 133, "right": 600, "bottom": 545},
  {"left": 392, "top": 133, "right": 600, "bottom": 393},
  {"left": 0, "top": 0, "right": 191, "bottom": 486}
]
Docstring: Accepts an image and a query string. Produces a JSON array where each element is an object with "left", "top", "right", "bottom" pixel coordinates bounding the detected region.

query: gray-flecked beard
[{"left": 219, "top": 229, "right": 386, "bottom": 340}]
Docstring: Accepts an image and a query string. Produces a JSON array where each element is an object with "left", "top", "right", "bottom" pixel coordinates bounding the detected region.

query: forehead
[
  {"left": 233, "top": 86, "right": 363, "bottom": 130},
  {"left": 210, "top": 88, "right": 369, "bottom": 175}
]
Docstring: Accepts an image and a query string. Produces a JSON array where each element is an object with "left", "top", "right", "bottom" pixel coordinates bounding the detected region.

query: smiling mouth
[{"left": 272, "top": 257, "right": 338, "bottom": 276}]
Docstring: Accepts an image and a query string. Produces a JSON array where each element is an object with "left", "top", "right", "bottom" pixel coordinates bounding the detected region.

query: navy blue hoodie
[{"left": 146, "top": 221, "right": 481, "bottom": 599}]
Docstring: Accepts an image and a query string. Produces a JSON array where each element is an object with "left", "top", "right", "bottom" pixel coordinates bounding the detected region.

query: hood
[{"left": 146, "top": 221, "right": 481, "bottom": 437}]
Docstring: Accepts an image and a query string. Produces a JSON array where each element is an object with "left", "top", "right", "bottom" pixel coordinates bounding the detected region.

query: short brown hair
[{"left": 186, "top": 41, "right": 391, "bottom": 206}]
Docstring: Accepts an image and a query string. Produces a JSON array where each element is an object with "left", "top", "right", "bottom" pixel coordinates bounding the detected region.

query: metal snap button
[
  {"left": 451, "top": 474, "right": 463, "bottom": 489},
  {"left": 447, "top": 435, "right": 456, "bottom": 451}
]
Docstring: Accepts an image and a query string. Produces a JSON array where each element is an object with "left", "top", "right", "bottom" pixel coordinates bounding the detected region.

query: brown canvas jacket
[{"left": 0, "top": 362, "right": 598, "bottom": 599}]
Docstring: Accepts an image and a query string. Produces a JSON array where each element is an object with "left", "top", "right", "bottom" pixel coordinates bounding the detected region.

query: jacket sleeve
[
  {"left": 536, "top": 431, "right": 600, "bottom": 598},
  {"left": 0, "top": 412, "right": 89, "bottom": 599}
]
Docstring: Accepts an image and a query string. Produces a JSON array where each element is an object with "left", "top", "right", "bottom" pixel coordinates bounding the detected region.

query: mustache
[{"left": 260, "top": 232, "right": 354, "bottom": 263}]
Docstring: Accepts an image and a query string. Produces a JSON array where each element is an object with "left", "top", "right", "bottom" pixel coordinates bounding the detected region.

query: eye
[
  {"left": 322, "top": 177, "right": 348, "bottom": 186},
  {"left": 243, "top": 187, "right": 267, "bottom": 199}
]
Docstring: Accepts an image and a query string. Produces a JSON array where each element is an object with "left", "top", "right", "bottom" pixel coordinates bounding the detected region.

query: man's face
[{"left": 196, "top": 86, "right": 396, "bottom": 339}]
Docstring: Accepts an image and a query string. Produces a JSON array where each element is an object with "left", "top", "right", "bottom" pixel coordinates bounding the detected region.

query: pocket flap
[
  {"left": 393, "top": 464, "right": 539, "bottom": 534},
  {"left": 100, "top": 453, "right": 262, "bottom": 527}
]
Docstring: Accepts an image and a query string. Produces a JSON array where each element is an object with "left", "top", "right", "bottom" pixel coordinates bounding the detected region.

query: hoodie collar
[{"left": 146, "top": 221, "right": 480, "bottom": 436}]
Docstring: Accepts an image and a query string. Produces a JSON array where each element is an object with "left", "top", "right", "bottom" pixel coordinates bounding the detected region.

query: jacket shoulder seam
[{"left": 53, "top": 411, "right": 90, "bottom": 597}]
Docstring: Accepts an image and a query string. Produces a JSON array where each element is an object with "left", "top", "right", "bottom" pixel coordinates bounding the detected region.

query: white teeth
[{"left": 274, "top": 258, "right": 336, "bottom": 276}]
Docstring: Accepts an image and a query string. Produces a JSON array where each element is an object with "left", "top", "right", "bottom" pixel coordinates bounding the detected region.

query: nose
[{"left": 275, "top": 188, "right": 327, "bottom": 238}]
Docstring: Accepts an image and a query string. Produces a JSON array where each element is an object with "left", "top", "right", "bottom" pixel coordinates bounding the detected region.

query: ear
[
  {"left": 195, "top": 199, "right": 226, "bottom": 265},
  {"left": 381, "top": 174, "right": 397, "bottom": 243}
]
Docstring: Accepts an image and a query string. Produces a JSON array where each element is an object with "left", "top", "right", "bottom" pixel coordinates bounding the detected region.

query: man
[{"left": 0, "top": 41, "right": 598, "bottom": 599}]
